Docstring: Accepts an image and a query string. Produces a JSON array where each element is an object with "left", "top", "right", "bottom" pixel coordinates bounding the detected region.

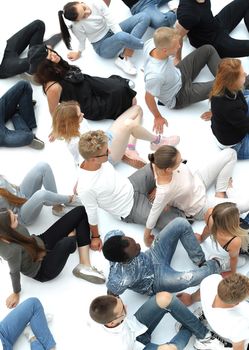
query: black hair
[
  {"left": 102, "top": 236, "right": 130, "bottom": 262},
  {"left": 58, "top": 2, "right": 79, "bottom": 49}
]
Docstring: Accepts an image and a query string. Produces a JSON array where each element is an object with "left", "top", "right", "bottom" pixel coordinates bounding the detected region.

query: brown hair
[
  {"left": 148, "top": 145, "right": 178, "bottom": 169},
  {"left": 52, "top": 101, "right": 81, "bottom": 141},
  {"left": 89, "top": 295, "right": 118, "bottom": 324},
  {"left": 0, "top": 188, "right": 27, "bottom": 206},
  {"left": 210, "top": 58, "right": 242, "bottom": 97},
  {"left": 0, "top": 209, "right": 46, "bottom": 262},
  {"left": 218, "top": 273, "right": 249, "bottom": 304},
  {"left": 211, "top": 202, "right": 249, "bottom": 251},
  {"left": 78, "top": 130, "right": 108, "bottom": 160}
]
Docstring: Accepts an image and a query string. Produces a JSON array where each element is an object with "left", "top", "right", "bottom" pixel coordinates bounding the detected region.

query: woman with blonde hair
[
  {"left": 144, "top": 145, "right": 249, "bottom": 246},
  {"left": 196, "top": 202, "right": 249, "bottom": 276},
  {"left": 210, "top": 58, "right": 249, "bottom": 159},
  {"left": 52, "top": 100, "right": 180, "bottom": 168}
]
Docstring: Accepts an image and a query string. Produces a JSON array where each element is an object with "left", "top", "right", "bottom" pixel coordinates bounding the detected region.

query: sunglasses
[{"left": 95, "top": 149, "right": 109, "bottom": 158}]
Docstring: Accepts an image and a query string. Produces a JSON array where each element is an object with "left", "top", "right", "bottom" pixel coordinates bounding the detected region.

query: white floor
[{"left": 0, "top": 0, "right": 249, "bottom": 349}]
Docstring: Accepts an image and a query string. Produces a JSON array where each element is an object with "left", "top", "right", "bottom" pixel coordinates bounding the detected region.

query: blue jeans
[
  {"left": 92, "top": 13, "right": 150, "bottom": 58},
  {"left": 0, "top": 298, "right": 56, "bottom": 350},
  {"left": 229, "top": 90, "right": 249, "bottom": 159},
  {"left": 0, "top": 80, "right": 36, "bottom": 147},
  {"left": 151, "top": 218, "right": 221, "bottom": 293},
  {"left": 135, "top": 294, "right": 208, "bottom": 350},
  {"left": 18, "top": 162, "right": 70, "bottom": 225},
  {"left": 130, "top": 0, "right": 176, "bottom": 29}
]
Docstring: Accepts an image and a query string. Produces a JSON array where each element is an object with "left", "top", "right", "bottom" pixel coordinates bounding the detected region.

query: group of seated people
[{"left": 1, "top": 0, "right": 249, "bottom": 349}]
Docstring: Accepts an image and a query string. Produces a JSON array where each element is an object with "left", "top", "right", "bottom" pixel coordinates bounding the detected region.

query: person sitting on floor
[
  {"left": 88, "top": 291, "right": 224, "bottom": 350},
  {"left": 143, "top": 27, "right": 220, "bottom": 133}
]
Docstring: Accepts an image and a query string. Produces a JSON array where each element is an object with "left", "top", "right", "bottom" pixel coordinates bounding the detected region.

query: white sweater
[
  {"left": 146, "top": 163, "right": 206, "bottom": 229},
  {"left": 77, "top": 162, "right": 134, "bottom": 225},
  {"left": 71, "top": 0, "right": 122, "bottom": 52}
]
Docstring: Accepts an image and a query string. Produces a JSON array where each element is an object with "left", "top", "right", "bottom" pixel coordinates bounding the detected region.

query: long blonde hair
[
  {"left": 52, "top": 100, "right": 81, "bottom": 141},
  {"left": 211, "top": 202, "right": 249, "bottom": 251}
]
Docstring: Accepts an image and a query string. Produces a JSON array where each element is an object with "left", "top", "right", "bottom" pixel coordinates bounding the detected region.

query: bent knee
[
  {"left": 156, "top": 291, "right": 173, "bottom": 308},
  {"left": 32, "top": 19, "right": 45, "bottom": 31}
]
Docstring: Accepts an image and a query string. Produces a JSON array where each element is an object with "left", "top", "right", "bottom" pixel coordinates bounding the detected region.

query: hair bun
[{"left": 148, "top": 153, "right": 154, "bottom": 163}]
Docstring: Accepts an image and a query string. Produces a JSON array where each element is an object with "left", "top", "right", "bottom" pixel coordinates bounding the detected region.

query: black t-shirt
[
  {"left": 177, "top": 0, "right": 222, "bottom": 47},
  {"left": 122, "top": 0, "right": 139, "bottom": 9}
]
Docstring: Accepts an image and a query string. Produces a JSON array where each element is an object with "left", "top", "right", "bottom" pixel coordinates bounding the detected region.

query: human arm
[
  {"left": 232, "top": 341, "right": 245, "bottom": 350},
  {"left": 98, "top": 0, "right": 122, "bottom": 33},
  {"left": 45, "top": 82, "right": 62, "bottom": 116},
  {"left": 177, "top": 289, "right": 200, "bottom": 306},
  {"left": 174, "top": 21, "right": 189, "bottom": 64},
  {"left": 145, "top": 91, "right": 168, "bottom": 134},
  {"left": 196, "top": 208, "right": 213, "bottom": 243}
]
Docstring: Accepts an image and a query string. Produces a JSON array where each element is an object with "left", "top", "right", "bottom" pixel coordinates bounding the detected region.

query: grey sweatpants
[
  {"left": 123, "top": 164, "right": 185, "bottom": 230},
  {"left": 175, "top": 45, "right": 220, "bottom": 109}
]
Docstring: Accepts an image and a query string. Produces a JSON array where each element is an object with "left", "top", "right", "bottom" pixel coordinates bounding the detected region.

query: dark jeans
[
  {"left": 0, "top": 20, "right": 45, "bottom": 78},
  {"left": 175, "top": 45, "right": 220, "bottom": 109},
  {"left": 0, "top": 81, "right": 36, "bottom": 147},
  {"left": 34, "top": 206, "right": 91, "bottom": 282},
  {"left": 206, "top": 0, "right": 249, "bottom": 58}
]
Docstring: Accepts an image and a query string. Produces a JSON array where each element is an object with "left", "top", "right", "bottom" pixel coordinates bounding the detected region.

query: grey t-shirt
[
  {"left": 0, "top": 225, "right": 44, "bottom": 293},
  {"left": 143, "top": 39, "right": 182, "bottom": 109}
]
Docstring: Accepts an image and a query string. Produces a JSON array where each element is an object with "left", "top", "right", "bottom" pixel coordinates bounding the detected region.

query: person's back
[{"left": 200, "top": 273, "right": 249, "bottom": 348}]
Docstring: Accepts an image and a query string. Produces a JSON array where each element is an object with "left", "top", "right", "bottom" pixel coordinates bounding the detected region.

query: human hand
[
  {"left": 144, "top": 230, "right": 155, "bottom": 247},
  {"left": 148, "top": 188, "right": 156, "bottom": 203},
  {"left": 67, "top": 51, "right": 81, "bottom": 61},
  {"left": 153, "top": 116, "right": 168, "bottom": 134},
  {"left": 6, "top": 292, "right": 20, "bottom": 308},
  {"left": 195, "top": 233, "right": 202, "bottom": 243},
  {"left": 221, "top": 271, "right": 232, "bottom": 278},
  {"left": 90, "top": 237, "right": 103, "bottom": 251},
  {"left": 48, "top": 132, "right": 56, "bottom": 142},
  {"left": 200, "top": 111, "right": 212, "bottom": 121},
  {"left": 176, "top": 292, "right": 193, "bottom": 306}
]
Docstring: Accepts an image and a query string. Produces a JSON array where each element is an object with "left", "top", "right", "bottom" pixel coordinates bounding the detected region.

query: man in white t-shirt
[
  {"left": 88, "top": 291, "right": 224, "bottom": 350},
  {"left": 143, "top": 27, "right": 220, "bottom": 134},
  {"left": 77, "top": 130, "right": 184, "bottom": 247},
  {"left": 199, "top": 273, "right": 249, "bottom": 350}
]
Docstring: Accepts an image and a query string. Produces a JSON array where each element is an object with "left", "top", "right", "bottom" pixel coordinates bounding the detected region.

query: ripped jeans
[{"left": 150, "top": 218, "right": 221, "bottom": 293}]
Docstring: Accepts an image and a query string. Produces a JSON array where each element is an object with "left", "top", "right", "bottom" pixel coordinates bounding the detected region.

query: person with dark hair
[
  {"left": 58, "top": 0, "right": 150, "bottom": 75},
  {"left": 0, "top": 19, "right": 61, "bottom": 79},
  {"left": 176, "top": 0, "right": 249, "bottom": 62},
  {"left": 0, "top": 80, "right": 44, "bottom": 149},
  {"left": 88, "top": 292, "right": 224, "bottom": 350},
  {"left": 144, "top": 145, "right": 249, "bottom": 246},
  {"left": 28, "top": 44, "right": 137, "bottom": 118},
  {"left": 0, "top": 162, "right": 80, "bottom": 224},
  {"left": 102, "top": 220, "right": 224, "bottom": 298},
  {"left": 0, "top": 297, "right": 56, "bottom": 349},
  {"left": 0, "top": 206, "right": 105, "bottom": 309}
]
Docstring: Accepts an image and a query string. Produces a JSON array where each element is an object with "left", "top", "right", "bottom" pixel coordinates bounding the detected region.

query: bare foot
[{"left": 200, "top": 111, "right": 212, "bottom": 121}]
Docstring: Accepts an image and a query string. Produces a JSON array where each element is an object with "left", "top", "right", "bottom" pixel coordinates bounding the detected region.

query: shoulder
[{"left": 45, "top": 81, "right": 62, "bottom": 94}]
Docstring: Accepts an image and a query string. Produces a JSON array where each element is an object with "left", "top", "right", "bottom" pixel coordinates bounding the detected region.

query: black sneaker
[{"left": 29, "top": 136, "right": 45, "bottom": 150}]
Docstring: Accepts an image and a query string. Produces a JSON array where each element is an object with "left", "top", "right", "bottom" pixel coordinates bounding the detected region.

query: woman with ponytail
[
  {"left": 144, "top": 145, "right": 249, "bottom": 246},
  {"left": 58, "top": 1, "right": 150, "bottom": 75},
  {"left": 0, "top": 162, "right": 79, "bottom": 225},
  {"left": 0, "top": 206, "right": 105, "bottom": 309}
]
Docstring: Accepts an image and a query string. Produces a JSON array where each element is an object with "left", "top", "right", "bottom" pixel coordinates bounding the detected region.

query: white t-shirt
[
  {"left": 88, "top": 315, "right": 147, "bottom": 350},
  {"left": 66, "top": 119, "right": 89, "bottom": 166},
  {"left": 77, "top": 162, "right": 134, "bottom": 225},
  {"left": 146, "top": 163, "right": 206, "bottom": 229},
  {"left": 201, "top": 274, "right": 249, "bottom": 344},
  {"left": 143, "top": 39, "right": 182, "bottom": 109},
  {"left": 0, "top": 340, "right": 3, "bottom": 350},
  {"left": 71, "top": 0, "right": 122, "bottom": 52}
]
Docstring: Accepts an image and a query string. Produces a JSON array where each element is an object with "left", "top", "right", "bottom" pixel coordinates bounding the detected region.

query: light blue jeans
[
  {"left": 150, "top": 218, "right": 221, "bottom": 293},
  {"left": 18, "top": 162, "right": 70, "bottom": 225},
  {"left": 0, "top": 298, "right": 56, "bottom": 350},
  {"left": 92, "top": 13, "right": 150, "bottom": 58},
  {"left": 135, "top": 294, "right": 208, "bottom": 350},
  {"left": 130, "top": 0, "right": 176, "bottom": 29},
  {"left": 232, "top": 89, "right": 249, "bottom": 159}
]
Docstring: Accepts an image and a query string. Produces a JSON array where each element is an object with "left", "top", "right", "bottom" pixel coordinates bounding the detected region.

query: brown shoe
[{"left": 122, "top": 150, "right": 147, "bottom": 169}]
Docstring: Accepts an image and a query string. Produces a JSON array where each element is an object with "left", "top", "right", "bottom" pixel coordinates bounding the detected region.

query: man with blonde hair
[
  {"left": 77, "top": 130, "right": 184, "bottom": 246},
  {"left": 143, "top": 27, "right": 220, "bottom": 133}
]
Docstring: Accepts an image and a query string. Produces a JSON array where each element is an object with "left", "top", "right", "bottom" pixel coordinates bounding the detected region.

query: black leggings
[{"left": 34, "top": 206, "right": 91, "bottom": 282}]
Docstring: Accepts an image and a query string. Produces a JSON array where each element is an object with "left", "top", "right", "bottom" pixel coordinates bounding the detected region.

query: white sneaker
[
  {"left": 194, "top": 336, "right": 225, "bottom": 350},
  {"left": 209, "top": 255, "right": 246, "bottom": 272},
  {"left": 115, "top": 57, "right": 137, "bottom": 76},
  {"left": 168, "top": 0, "right": 179, "bottom": 11},
  {"left": 72, "top": 264, "right": 106, "bottom": 284}
]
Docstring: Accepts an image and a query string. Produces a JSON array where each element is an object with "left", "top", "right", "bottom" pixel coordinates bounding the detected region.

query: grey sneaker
[
  {"left": 210, "top": 255, "right": 246, "bottom": 272},
  {"left": 29, "top": 136, "right": 45, "bottom": 150},
  {"left": 72, "top": 264, "right": 105, "bottom": 284},
  {"left": 52, "top": 204, "right": 66, "bottom": 217},
  {"left": 194, "top": 336, "right": 225, "bottom": 350}
]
